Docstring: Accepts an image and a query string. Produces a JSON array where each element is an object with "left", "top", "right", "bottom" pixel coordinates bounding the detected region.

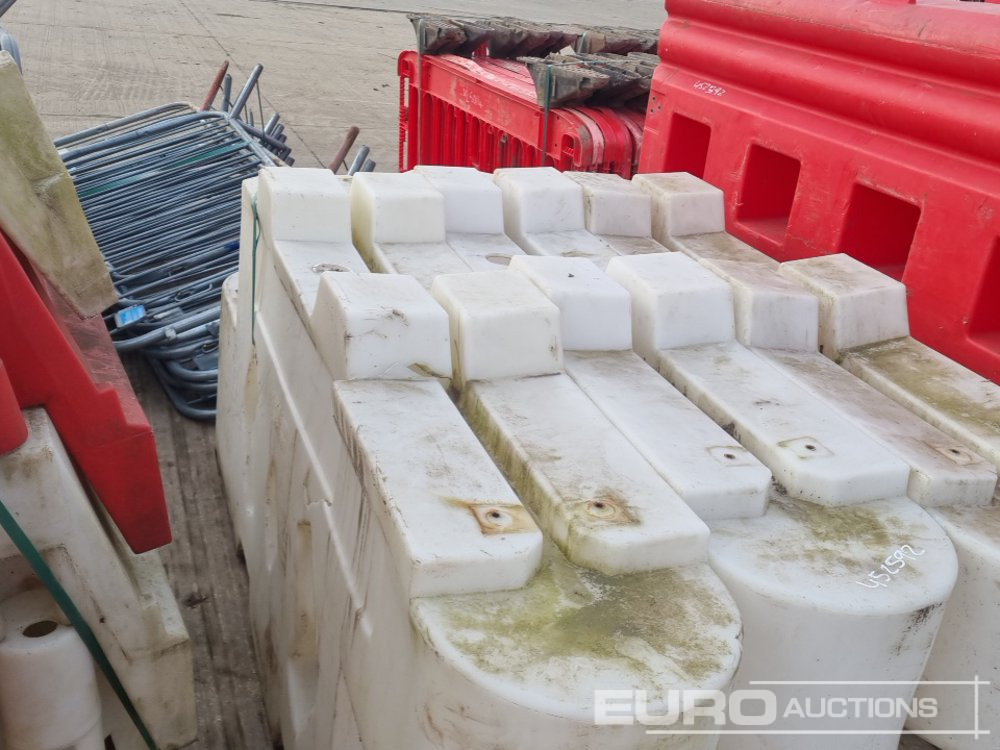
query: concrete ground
[
  {"left": 4, "top": 0, "right": 666, "bottom": 171},
  {"left": 1, "top": 2, "right": 941, "bottom": 748}
]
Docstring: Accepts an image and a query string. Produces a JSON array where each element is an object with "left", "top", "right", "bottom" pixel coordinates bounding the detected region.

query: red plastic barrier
[
  {"left": 640, "top": 0, "right": 1000, "bottom": 381},
  {"left": 0, "top": 232, "right": 171, "bottom": 552},
  {"left": 398, "top": 51, "right": 638, "bottom": 176}
]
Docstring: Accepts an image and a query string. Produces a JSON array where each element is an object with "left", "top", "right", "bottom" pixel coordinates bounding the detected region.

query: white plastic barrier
[
  {"left": 432, "top": 270, "right": 714, "bottom": 574},
  {"left": 413, "top": 166, "right": 526, "bottom": 270},
  {"left": 778, "top": 252, "right": 1000, "bottom": 749},
  {"left": 633, "top": 172, "right": 998, "bottom": 747},
  {"left": 510, "top": 254, "right": 771, "bottom": 522},
  {"left": 493, "top": 167, "right": 621, "bottom": 266},
  {"left": 633, "top": 173, "right": 772, "bottom": 266},
  {"left": 351, "top": 170, "right": 473, "bottom": 286},
  {"left": 0, "top": 589, "right": 103, "bottom": 750},
  {"left": 218, "top": 168, "right": 744, "bottom": 749},
  {"left": 606, "top": 250, "right": 958, "bottom": 750},
  {"left": 0, "top": 409, "right": 195, "bottom": 750},
  {"left": 564, "top": 172, "right": 664, "bottom": 256},
  {"left": 608, "top": 252, "right": 910, "bottom": 507},
  {"left": 780, "top": 254, "right": 910, "bottom": 360},
  {"left": 257, "top": 167, "right": 369, "bottom": 316},
  {"left": 636, "top": 173, "right": 820, "bottom": 351},
  {"left": 220, "top": 166, "right": 996, "bottom": 750},
  {"left": 756, "top": 348, "right": 997, "bottom": 507}
]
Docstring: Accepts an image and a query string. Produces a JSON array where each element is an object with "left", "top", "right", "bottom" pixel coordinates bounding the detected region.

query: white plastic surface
[
  {"left": 0, "top": 590, "right": 103, "bottom": 750},
  {"left": 334, "top": 379, "right": 543, "bottom": 597},
  {"left": 411, "top": 166, "right": 526, "bottom": 271},
  {"left": 710, "top": 493, "right": 958, "bottom": 750},
  {"left": 310, "top": 271, "right": 452, "bottom": 381},
  {"left": 758, "top": 349, "right": 997, "bottom": 507},
  {"left": 705, "top": 258, "right": 820, "bottom": 351},
  {"left": 463, "top": 374, "right": 711, "bottom": 574},
  {"left": 509, "top": 255, "right": 632, "bottom": 352},
  {"left": 912, "top": 505, "right": 1000, "bottom": 748},
  {"left": 258, "top": 167, "right": 353, "bottom": 244},
  {"left": 665, "top": 230, "right": 780, "bottom": 269},
  {"left": 254, "top": 171, "right": 368, "bottom": 317},
  {"left": 658, "top": 342, "right": 911, "bottom": 506},
  {"left": 257, "top": 168, "right": 367, "bottom": 316},
  {"left": 564, "top": 172, "right": 664, "bottom": 256},
  {"left": 493, "top": 167, "right": 619, "bottom": 265},
  {"left": 412, "top": 543, "right": 742, "bottom": 736},
  {"left": 606, "top": 253, "right": 735, "bottom": 354},
  {"left": 633, "top": 172, "right": 726, "bottom": 239},
  {"left": 781, "top": 254, "right": 910, "bottom": 358},
  {"left": 414, "top": 165, "right": 506, "bottom": 235},
  {"left": 0, "top": 410, "right": 195, "bottom": 750},
  {"left": 566, "top": 351, "right": 772, "bottom": 520},
  {"left": 350, "top": 171, "right": 473, "bottom": 286},
  {"left": 567, "top": 172, "right": 652, "bottom": 237},
  {"left": 431, "top": 271, "right": 563, "bottom": 385},
  {"left": 842, "top": 338, "right": 1000, "bottom": 470},
  {"left": 446, "top": 233, "right": 525, "bottom": 272},
  {"left": 351, "top": 171, "right": 446, "bottom": 245}
]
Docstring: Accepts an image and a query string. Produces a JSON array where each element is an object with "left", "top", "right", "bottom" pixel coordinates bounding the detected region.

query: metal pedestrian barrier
[{"left": 58, "top": 94, "right": 281, "bottom": 420}]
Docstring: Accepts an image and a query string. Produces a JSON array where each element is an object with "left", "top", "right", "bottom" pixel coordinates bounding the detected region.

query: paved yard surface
[
  {"left": 2, "top": 1, "right": 941, "bottom": 748},
  {"left": 5, "top": 0, "right": 665, "bottom": 171}
]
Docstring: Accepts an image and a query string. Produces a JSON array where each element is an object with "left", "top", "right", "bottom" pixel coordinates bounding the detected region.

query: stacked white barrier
[
  {"left": 413, "top": 166, "right": 526, "bottom": 270},
  {"left": 502, "top": 250, "right": 959, "bottom": 750},
  {"left": 640, "top": 172, "right": 999, "bottom": 748},
  {"left": 218, "top": 167, "right": 746, "bottom": 749},
  {"left": 493, "top": 168, "right": 621, "bottom": 267},
  {"left": 509, "top": 254, "right": 771, "bottom": 521},
  {"left": 431, "top": 270, "right": 715, "bottom": 573},
  {"left": 779, "top": 253, "right": 1000, "bottom": 749},
  {"left": 220, "top": 165, "right": 999, "bottom": 749},
  {"left": 0, "top": 409, "right": 195, "bottom": 750},
  {"left": 350, "top": 170, "right": 471, "bottom": 286},
  {"left": 563, "top": 173, "right": 664, "bottom": 256}
]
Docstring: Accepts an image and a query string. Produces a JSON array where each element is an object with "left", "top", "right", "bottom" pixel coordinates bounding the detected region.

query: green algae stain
[
  {"left": 458, "top": 385, "right": 641, "bottom": 541},
  {"left": 778, "top": 497, "right": 893, "bottom": 548},
  {"left": 849, "top": 340, "right": 1000, "bottom": 436},
  {"left": 434, "top": 546, "right": 739, "bottom": 685},
  {"left": 753, "top": 497, "right": 904, "bottom": 572}
]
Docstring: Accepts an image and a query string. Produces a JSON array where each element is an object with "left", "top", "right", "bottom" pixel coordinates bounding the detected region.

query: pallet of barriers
[{"left": 216, "top": 165, "right": 999, "bottom": 750}]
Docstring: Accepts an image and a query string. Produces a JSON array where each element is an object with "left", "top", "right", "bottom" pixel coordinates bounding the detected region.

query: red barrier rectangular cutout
[
  {"left": 839, "top": 185, "right": 922, "bottom": 281},
  {"left": 737, "top": 145, "right": 801, "bottom": 243},
  {"left": 969, "top": 237, "right": 1000, "bottom": 353},
  {"left": 664, "top": 114, "right": 712, "bottom": 178}
]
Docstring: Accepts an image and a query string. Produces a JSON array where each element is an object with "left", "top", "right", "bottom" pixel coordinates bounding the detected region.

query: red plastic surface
[
  {"left": 0, "top": 361, "right": 27, "bottom": 456},
  {"left": 0, "top": 232, "right": 171, "bottom": 552},
  {"left": 639, "top": 0, "right": 1000, "bottom": 381},
  {"left": 398, "top": 51, "right": 637, "bottom": 177}
]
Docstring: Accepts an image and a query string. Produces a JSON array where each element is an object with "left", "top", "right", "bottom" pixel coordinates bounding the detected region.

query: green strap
[
  {"left": 77, "top": 141, "right": 249, "bottom": 198},
  {"left": 0, "top": 495, "right": 159, "bottom": 749},
  {"left": 540, "top": 63, "right": 553, "bottom": 168},
  {"left": 539, "top": 60, "right": 605, "bottom": 168},
  {"left": 250, "top": 194, "right": 260, "bottom": 344}
]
